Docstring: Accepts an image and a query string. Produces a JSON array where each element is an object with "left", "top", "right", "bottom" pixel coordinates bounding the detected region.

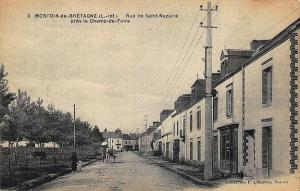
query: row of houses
[
  {"left": 102, "top": 128, "right": 139, "bottom": 151},
  {"left": 139, "top": 19, "right": 299, "bottom": 178}
]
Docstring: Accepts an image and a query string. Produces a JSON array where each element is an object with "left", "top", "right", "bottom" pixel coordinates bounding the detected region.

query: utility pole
[
  {"left": 144, "top": 115, "right": 148, "bottom": 155},
  {"left": 73, "top": 104, "right": 76, "bottom": 152},
  {"left": 200, "top": 1, "right": 218, "bottom": 180},
  {"left": 144, "top": 115, "right": 148, "bottom": 132}
]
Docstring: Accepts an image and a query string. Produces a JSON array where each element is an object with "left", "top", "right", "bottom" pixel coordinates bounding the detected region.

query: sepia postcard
[{"left": 0, "top": 0, "right": 299, "bottom": 190}]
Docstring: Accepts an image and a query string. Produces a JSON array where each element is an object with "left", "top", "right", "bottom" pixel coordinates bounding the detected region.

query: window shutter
[
  {"left": 199, "top": 110, "right": 201, "bottom": 129},
  {"left": 269, "top": 67, "right": 272, "bottom": 102},
  {"left": 262, "top": 70, "right": 267, "bottom": 104},
  {"left": 230, "top": 90, "right": 233, "bottom": 116},
  {"left": 214, "top": 97, "right": 218, "bottom": 120},
  {"left": 226, "top": 91, "right": 229, "bottom": 115}
]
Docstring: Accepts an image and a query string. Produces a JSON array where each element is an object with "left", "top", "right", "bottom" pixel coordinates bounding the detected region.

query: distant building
[
  {"left": 122, "top": 133, "right": 139, "bottom": 151},
  {"left": 102, "top": 130, "right": 123, "bottom": 151},
  {"left": 139, "top": 122, "right": 161, "bottom": 155}
]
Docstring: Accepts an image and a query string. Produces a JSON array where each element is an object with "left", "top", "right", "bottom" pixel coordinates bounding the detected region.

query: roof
[
  {"left": 191, "top": 79, "right": 205, "bottom": 88},
  {"left": 122, "top": 133, "right": 139, "bottom": 140},
  {"left": 129, "top": 133, "right": 139, "bottom": 140},
  {"left": 122, "top": 134, "right": 131, "bottom": 140},
  {"left": 172, "top": 73, "right": 221, "bottom": 118},
  {"left": 160, "top": 109, "right": 173, "bottom": 114},
  {"left": 221, "top": 49, "right": 253, "bottom": 58},
  {"left": 214, "top": 18, "right": 300, "bottom": 88},
  {"left": 102, "top": 132, "right": 122, "bottom": 139}
]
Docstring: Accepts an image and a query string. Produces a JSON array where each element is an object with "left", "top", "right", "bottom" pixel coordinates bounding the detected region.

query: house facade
[
  {"left": 107, "top": 136, "right": 123, "bottom": 151},
  {"left": 122, "top": 134, "right": 139, "bottom": 151},
  {"left": 160, "top": 110, "right": 175, "bottom": 160},
  {"left": 139, "top": 122, "right": 160, "bottom": 155},
  {"left": 242, "top": 21, "right": 299, "bottom": 177},
  {"left": 142, "top": 19, "right": 299, "bottom": 178},
  {"left": 102, "top": 130, "right": 123, "bottom": 151}
]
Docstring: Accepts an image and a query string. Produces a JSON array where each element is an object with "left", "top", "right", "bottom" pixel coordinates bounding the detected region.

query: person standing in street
[
  {"left": 102, "top": 150, "right": 105, "bottom": 162},
  {"left": 105, "top": 148, "right": 110, "bottom": 162},
  {"left": 71, "top": 152, "right": 77, "bottom": 172}
]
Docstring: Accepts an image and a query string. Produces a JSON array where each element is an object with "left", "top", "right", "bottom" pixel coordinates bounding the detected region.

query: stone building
[{"left": 144, "top": 18, "right": 299, "bottom": 178}]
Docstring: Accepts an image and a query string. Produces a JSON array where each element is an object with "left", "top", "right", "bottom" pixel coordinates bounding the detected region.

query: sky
[{"left": 1, "top": 0, "right": 299, "bottom": 133}]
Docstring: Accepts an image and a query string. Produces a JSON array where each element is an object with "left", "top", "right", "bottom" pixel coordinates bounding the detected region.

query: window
[
  {"left": 197, "top": 140, "right": 201, "bottom": 161},
  {"left": 112, "top": 139, "right": 113, "bottom": 143},
  {"left": 125, "top": 141, "right": 127, "bottom": 144},
  {"left": 226, "top": 87, "right": 233, "bottom": 117},
  {"left": 190, "top": 112, "right": 193, "bottom": 132},
  {"left": 173, "top": 123, "right": 175, "bottom": 135},
  {"left": 190, "top": 140, "right": 193, "bottom": 160},
  {"left": 176, "top": 121, "right": 179, "bottom": 135},
  {"left": 262, "top": 66, "right": 272, "bottom": 106},
  {"left": 213, "top": 96, "right": 218, "bottom": 121},
  {"left": 183, "top": 116, "right": 186, "bottom": 137},
  {"left": 196, "top": 110, "right": 201, "bottom": 129}
]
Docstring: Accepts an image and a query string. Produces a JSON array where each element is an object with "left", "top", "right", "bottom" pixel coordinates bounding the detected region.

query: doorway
[
  {"left": 244, "top": 130, "right": 255, "bottom": 176},
  {"left": 220, "top": 127, "right": 238, "bottom": 172},
  {"left": 173, "top": 140, "right": 180, "bottom": 163},
  {"left": 262, "top": 126, "right": 272, "bottom": 177}
]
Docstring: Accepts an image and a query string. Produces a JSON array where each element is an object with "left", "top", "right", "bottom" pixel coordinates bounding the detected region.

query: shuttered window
[
  {"left": 213, "top": 96, "right": 218, "bottom": 121},
  {"left": 262, "top": 66, "right": 272, "bottom": 105},
  {"left": 190, "top": 112, "right": 193, "bottom": 132},
  {"left": 183, "top": 116, "right": 186, "bottom": 135},
  {"left": 226, "top": 88, "right": 233, "bottom": 117},
  {"left": 197, "top": 140, "right": 201, "bottom": 161},
  {"left": 196, "top": 110, "right": 201, "bottom": 129},
  {"left": 190, "top": 140, "right": 193, "bottom": 160},
  {"left": 173, "top": 123, "right": 175, "bottom": 135}
]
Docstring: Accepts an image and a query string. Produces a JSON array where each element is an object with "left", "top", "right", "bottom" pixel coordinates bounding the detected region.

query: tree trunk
[
  {"left": 53, "top": 142, "right": 56, "bottom": 164},
  {"left": 39, "top": 142, "right": 42, "bottom": 166},
  {"left": 14, "top": 137, "right": 19, "bottom": 164},
  {"left": 8, "top": 141, "right": 12, "bottom": 175}
]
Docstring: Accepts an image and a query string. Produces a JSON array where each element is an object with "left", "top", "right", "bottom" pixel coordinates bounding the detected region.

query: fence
[{"left": 0, "top": 145, "right": 102, "bottom": 176}]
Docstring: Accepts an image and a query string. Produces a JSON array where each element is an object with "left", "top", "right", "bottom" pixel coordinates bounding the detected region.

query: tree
[
  {"left": 27, "top": 98, "right": 49, "bottom": 149},
  {"left": 0, "top": 64, "right": 14, "bottom": 122},
  {"left": 0, "top": 116, "right": 18, "bottom": 144},
  {"left": 90, "top": 125, "right": 103, "bottom": 143},
  {"left": 45, "top": 104, "right": 61, "bottom": 145},
  {"left": 74, "top": 119, "right": 92, "bottom": 146},
  {"left": 7, "top": 90, "right": 31, "bottom": 144}
]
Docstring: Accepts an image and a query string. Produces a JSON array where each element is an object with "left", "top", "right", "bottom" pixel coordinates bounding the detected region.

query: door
[
  {"left": 173, "top": 140, "right": 180, "bottom": 162},
  {"left": 190, "top": 141, "right": 193, "bottom": 160},
  {"left": 220, "top": 127, "right": 238, "bottom": 172},
  {"left": 244, "top": 131, "right": 255, "bottom": 176},
  {"left": 166, "top": 142, "right": 170, "bottom": 159},
  {"left": 197, "top": 140, "right": 201, "bottom": 161},
  {"left": 262, "top": 127, "right": 272, "bottom": 177},
  {"left": 158, "top": 142, "right": 162, "bottom": 153},
  {"left": 212, "top": 136, "right": 218, "bottom": 174}
]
